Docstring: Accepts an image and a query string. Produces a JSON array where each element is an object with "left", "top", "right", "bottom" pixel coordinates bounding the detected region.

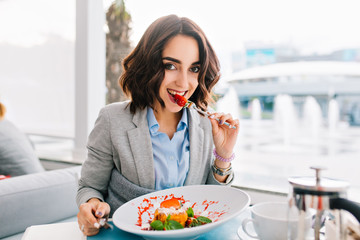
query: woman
[{"left": 76, "top": 14, "right": 239, "bottom": 236}]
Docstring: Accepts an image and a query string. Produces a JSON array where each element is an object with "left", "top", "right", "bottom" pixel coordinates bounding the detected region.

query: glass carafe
[{"left": 287, "top": 166, "right": 360, "bottom": 240}]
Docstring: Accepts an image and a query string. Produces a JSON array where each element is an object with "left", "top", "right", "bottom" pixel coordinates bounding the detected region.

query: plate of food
[{"left": 112, "top": 185, "right": 250, "bottom": 240}]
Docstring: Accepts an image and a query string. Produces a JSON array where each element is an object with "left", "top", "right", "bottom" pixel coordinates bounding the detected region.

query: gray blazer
[{"left": 76, "top": 101, "right": 233, "bottom": 216}]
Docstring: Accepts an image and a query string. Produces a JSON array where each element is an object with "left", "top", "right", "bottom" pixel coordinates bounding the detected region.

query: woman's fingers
[
  {"left": 77, "top": 200, "right": 111, "bottom": 236},
  {"left": 208, "top": 111, "right": 240, "bottom": 157},
  {"left": 208, "top": 112, "right": 237, "bottom": 128},
  {"left": 225, "top": 117, "right": 239, "bottom": 129},
  {"left": 231, "top": 118, "right": 240, "bottom": 129},
  {"left": 84, "top": 226, "right": 100, "bottom": 236},
  {"left": 218, "top": 113, "right": 234, "bottom": 128},
  {"left": 94, "top": 202, "right": 110, "bottom": 218},
  {"left": 78, "top": 203, "right": 98, "bottom": 235}
]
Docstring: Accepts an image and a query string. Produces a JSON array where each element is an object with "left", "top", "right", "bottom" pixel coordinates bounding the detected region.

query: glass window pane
[{"left": 0, "top": 0, "right": 75, "bottom": 138}]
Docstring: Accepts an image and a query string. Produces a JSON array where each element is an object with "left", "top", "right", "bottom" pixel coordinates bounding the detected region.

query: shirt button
[{"left": 170, "top": 156, "right": 174, "bottom": 160}]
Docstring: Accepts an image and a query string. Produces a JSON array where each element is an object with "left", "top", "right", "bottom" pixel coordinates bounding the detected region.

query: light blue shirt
[{"left": 147, "top": 107, "right": 190, "bottom": 190}]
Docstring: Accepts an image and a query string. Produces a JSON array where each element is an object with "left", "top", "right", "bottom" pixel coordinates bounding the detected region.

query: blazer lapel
[
  {"left": 127, "top": 107, "right": 155, "bottom": 189},
  {"left": 185, "top": 108, "right": 204, "bottom": 185}
]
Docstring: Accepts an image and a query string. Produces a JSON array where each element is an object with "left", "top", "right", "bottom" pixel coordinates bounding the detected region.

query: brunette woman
[{"left": 76, "top": 14, "right": 239, "bottom": 236}]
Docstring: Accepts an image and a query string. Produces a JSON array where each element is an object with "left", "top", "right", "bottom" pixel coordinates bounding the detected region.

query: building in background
[{"left": 223, "top": 42, "right": 360, "bottom": 125}]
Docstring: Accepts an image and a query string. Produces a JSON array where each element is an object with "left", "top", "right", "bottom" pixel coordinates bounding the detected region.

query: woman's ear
[{"left": 0, "top": 102, "right": 6, "bottom": 120}]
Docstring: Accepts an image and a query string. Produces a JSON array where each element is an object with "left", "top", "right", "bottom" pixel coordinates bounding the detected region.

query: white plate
[{"left": 113, "top": 185, "right": 250, "bottom": 240}]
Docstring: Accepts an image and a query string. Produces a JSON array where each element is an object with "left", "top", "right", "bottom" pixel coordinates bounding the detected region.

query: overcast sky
[{"left": 1, "top": 0, "right": 360, "bottom": 55}]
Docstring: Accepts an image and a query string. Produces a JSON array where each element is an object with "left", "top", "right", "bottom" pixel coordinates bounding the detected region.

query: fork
[
  {"left": 183, "top": 100, "right": 236, "bottom": 129},
  {"left": 99, "top": 218, "right": 113, "bottom": 230}
]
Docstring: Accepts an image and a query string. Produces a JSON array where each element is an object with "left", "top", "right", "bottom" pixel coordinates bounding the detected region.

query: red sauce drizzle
[
  {"left": 136, "top": 198, "right": 154, "bottom": 226},
  {"left": 201, "top": 200, "right": 219, "bottom": 211},
  {"left": 136, "top": 194, "right": 187, "bottom": 226},
  {"left": 136, "top": 195, "right": 229, "bottom": 227},
  {"left": 206, "top": 204, "right": 230, "bottom": 222}
]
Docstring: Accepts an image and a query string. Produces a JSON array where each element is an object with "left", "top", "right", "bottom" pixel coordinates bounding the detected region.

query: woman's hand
[
  {"left": 208, "top": 112, "right": 239, "bottom": 162},
  {"left": 77, "top": 198, "right": 110, "bottom": 236}
]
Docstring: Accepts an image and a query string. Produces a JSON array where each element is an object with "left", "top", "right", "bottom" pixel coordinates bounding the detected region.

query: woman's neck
[{"left": 153, "top": 105, "right": 182, "bottom": 140}]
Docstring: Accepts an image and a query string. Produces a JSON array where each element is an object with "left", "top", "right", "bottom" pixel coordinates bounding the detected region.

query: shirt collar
[
  {"left": 147, "top": 107, "right": 159, "bottom": 134},
  {"left": 146, "top": 107, "right": 188, "bottom": 135},
  {"left": 177, "top": 108, "right": 188, "bottom": 131}
]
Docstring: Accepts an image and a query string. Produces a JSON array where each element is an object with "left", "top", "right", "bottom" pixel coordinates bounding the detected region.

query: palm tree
[{"left": 106, "top": 0, "right": 131, "bottom": 104}]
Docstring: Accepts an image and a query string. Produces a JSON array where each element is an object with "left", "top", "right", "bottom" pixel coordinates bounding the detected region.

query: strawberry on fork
[{"left": 174, "top": 94, "right": 236, "bottom": 129}]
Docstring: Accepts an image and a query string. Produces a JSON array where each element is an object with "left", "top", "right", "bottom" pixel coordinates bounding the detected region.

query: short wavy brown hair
[{"left": 119, "top": 14, "right": 220, "bottom": 114}]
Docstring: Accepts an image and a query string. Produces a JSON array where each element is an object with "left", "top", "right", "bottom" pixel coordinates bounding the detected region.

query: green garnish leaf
[
  {"left": 150, "top": 212, "right": 212, "bottom": 231},
  {"left": 189, "top": 218, "right": 201, "bottom": 227},
  {"left": 197, "top": 216, "right": 212, "bottom": 224},
  {"left": 150, "top": 220, "right": 164, "bottom": 230},
  {"left": 164, "top": 224, "right": 171, "bottom": 230},
  {"left": 162, "top": 214, "right": 173, "bottom": 231},
  {"left": 167, "top": 220, "right": 184, "bottom": 230},
  {"left": 186, "top": 207, "right": 194, "bottom": 217}
]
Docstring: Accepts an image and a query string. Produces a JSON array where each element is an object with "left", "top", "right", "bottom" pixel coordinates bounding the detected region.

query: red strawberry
[{"left": 174, "top": 94, "right": 187, "bottom": 107}]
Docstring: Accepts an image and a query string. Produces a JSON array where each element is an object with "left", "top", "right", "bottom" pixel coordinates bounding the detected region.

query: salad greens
[
  {"left": 150, "top": 207, "right": 212, "bottom": 231},
  {"left": 150, "top": 214, "right": 184, "bottom": 230},
  {"left": 186, "top": 207, "right": 194, "bottom": 217}
]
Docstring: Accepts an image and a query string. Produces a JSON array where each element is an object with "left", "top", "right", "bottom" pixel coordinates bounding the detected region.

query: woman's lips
[
  {"left": 168, "top": 92, "right": 177, "bottom": 103},
  {"left": 167, "top": 89, "right": 187, "bottom": 104}
]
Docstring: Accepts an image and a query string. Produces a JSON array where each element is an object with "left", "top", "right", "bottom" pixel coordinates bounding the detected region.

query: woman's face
[{"left": 158, "top": 34, "right": 200, "bottom": 113}]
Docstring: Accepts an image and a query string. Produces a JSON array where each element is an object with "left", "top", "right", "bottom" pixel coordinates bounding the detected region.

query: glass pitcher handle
[{"left": 330, "top": 198, "right": 360, "bottom": 222}]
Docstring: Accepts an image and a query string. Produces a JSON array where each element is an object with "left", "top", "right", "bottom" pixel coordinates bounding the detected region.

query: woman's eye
[
  {"left": 190, "top": 66, "right": 200, "bottom": 73},
  {"left": 164, "top": 63, "right": 176, "bottom": 70}
]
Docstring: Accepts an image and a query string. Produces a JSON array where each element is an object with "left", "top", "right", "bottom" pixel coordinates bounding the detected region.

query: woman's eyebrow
[
  {"left": 162, "top": 57, "right": 181, "bottom": 63},
  {"left": 162, "top": 56, "right": 200, "bottom": 65}
]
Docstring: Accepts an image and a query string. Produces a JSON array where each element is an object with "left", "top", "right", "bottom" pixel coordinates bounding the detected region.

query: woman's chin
[
  {"left": 170, "top": 107, "right": 183, "bottom": 113},
  {"left": 165, "top": 103, "right": 183, "bottom": 113}
]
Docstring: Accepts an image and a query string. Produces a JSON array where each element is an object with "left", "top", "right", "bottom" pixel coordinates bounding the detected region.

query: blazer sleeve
[{"left": 76, "top": 107, "right": 115, "bottom": 207}]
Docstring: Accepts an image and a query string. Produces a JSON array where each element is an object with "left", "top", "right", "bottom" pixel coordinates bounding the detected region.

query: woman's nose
[{"left": 175, "top": 70, "right": 189, "bottom": 87}]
